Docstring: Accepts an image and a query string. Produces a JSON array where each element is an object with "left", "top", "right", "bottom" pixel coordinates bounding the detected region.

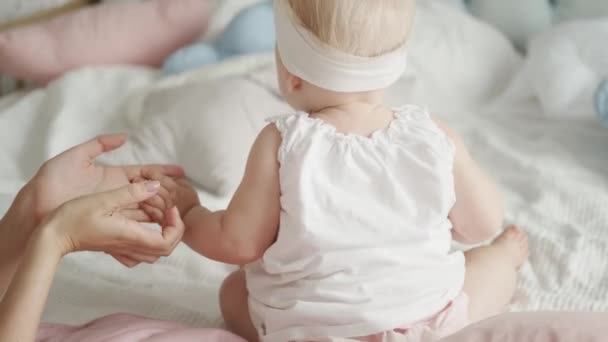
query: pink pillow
[{"left": 0, "top": 0, "right": 212, "bottom": 83}]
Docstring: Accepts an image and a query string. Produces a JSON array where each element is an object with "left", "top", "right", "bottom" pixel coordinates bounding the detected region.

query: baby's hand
[
  {"left": 172, "top": 178, "right": 200, "bottom": 216},
  {"left": 132, "top": 171, "right": 177, "bottom": 224},
  {"left": 139, "top": 170, "right": 200, "bottom": 223}
]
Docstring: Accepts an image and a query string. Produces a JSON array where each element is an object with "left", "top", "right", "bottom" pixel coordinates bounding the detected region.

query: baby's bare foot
[{"left": 492, "top": 225, "right": 529, "bottom": 269}]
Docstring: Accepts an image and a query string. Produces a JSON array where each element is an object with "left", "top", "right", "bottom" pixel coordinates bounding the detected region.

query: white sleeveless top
[{"left": 245, "top": 105, "right": 465, "bottom": 342}]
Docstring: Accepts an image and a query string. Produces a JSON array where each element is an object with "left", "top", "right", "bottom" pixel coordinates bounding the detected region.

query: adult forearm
[
  {"left": 0, "top": 228, "right": 62, "bottom": 342},
  {"left": 0, "top": 184, "right": 38, "bottom": 299},
  {"left": 0, "top": 217, "right": 21, "bottom": 300}
]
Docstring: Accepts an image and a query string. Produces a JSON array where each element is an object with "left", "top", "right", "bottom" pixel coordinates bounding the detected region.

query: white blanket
[{"left": 0, "top": 1, "right": 607, "bottom": 329}]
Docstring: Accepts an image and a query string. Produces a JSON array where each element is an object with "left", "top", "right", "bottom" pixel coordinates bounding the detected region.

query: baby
[{"left": 144, "top": 1, "right": 529, "bottom": 341}]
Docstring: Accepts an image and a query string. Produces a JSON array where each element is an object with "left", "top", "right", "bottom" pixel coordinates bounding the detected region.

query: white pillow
[
  {"left": 117, "top": 67, "right": 289, "bottom": 196},
  {"left": 405, "top": 1, "right": 522, "bottom": 108},
  {"left": 521, "top": 19, "right": 608, "bottom": 121}
]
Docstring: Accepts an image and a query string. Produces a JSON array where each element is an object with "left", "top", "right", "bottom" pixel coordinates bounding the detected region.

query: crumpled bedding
[{"left": 0, "top": 1, "right": 606, "bottom": 339}]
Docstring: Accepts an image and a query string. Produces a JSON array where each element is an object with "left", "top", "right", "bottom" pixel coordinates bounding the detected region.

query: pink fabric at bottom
[
  {"left": 358, "top": 292, "right": 469, "bottom": 342},
  {"left": 36, "top": 314, "right": 246, "bottom": 342},
  {"left": 308, "top": 292, "right": 469, "bottom": 342}
]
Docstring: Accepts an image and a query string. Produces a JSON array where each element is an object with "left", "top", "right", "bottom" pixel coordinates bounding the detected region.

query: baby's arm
[
  {"left": 182, "top": 125, "right": 281, "bottom": 265},
  {"left": 433, "top": 118, "right": 504, "bottom": 244}
]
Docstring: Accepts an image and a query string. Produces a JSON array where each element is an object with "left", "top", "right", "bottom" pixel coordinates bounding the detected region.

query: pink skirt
[
  {"left": 301, "top": 292, "right": 470, "bottom": 342},
  {"left": 352, "top": 292, "right": 469, "bottom": 342}
]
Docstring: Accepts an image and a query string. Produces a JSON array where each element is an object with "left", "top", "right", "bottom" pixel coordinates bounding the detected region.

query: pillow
[
  {"left": 404, "top": 1, "right": 522, "bottom": 108},
  {"left": 440, "top": 312, "right": 608, "bottom": 342},
  {"left": 0, "top": 0, "right": 212, "bottom": 83},
  {"left": 103, "top": 62, "right": 289, "bottom": 196},
  {"left": 522, "top": 19, "right": 608, "bottom": 121}
]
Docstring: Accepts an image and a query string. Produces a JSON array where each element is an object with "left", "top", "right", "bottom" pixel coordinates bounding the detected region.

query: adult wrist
[
  {"left": 0, "top": 184, "right": 38, "bottom": 251},
  {"left": 30, "top": 220, "right": 72, "bottom": 259}
]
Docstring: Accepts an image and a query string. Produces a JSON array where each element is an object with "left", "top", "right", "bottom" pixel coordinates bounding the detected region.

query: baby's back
[{"left": 245, "top": 105, "right": 465, "bottom": 342}]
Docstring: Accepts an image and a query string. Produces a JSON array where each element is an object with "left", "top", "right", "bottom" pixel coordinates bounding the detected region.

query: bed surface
[{"left": 1, "top": 0, "right": 607, "bottom": 329}]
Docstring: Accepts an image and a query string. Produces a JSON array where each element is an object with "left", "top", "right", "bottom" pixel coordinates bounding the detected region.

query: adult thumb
[{"left": 100, "top": 181, "right": 160, "bottom": 210}]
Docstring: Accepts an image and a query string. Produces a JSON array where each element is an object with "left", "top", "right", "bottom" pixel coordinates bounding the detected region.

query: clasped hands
[{"left": 7, "top": 133, "right": 199, "bottom": 268}]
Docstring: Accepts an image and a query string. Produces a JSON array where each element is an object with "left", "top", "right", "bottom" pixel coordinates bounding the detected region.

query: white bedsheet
[
  {"left": 1, "top": 5, "right": 607, "bottom": 330},
  {"left": 1, "top": 58, "right": 606, "bottom": 328}
]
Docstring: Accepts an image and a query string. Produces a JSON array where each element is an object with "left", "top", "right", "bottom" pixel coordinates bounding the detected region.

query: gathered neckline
[{"left": 296, "top": 105, "right": 425, "bottom": 143}]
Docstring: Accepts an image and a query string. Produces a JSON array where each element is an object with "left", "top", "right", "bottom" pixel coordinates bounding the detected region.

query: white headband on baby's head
[{"left": 273, "top": 0, "right": 408, "bottom": 93}]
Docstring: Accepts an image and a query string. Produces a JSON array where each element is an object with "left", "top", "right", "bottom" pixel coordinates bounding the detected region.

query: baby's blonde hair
[{"left": 287, "top": 0, "right": 415, "bottom": 57}]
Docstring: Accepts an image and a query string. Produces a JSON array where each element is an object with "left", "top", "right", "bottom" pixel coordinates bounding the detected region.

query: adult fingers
[
  {"left": 143, "top": 170, "right": 177, "bottom": 207},
  {"left": 109, "top": 207, "right": 185, "bottom": 254},
  {"left": 141, "top": 168, "right": 168, "bottom": 182},
  {"left": 113, "top": 219, "right": 175, "bottom": 252},
  {"left": 109, "top": 242, "right": 170, "bottom": 255},
  {"left": 98, "top": 182, "right": 160, "bottom": 210},
  {"left": 144, "top": 175, "right": 173, "bottom": 206},
  {"left": 142, "top": 203, "right": 165, "bottom": 224},
  {"left": 118, "top": 252, "right": 160, "bottom": 264},
  {"left": 126, "top": 175, "right": 146, "bottom": 211},
  {"left": 112, "top": 209, "right": 183, "bottom": 256},
  {"left": 121, "top": 209, "right": 153, "bottom": 223},
  {"left": 124, "top": 164, "right": 185, "bottom": 180},
  {"left": 77, "top": 133, "right": 128, "bottom": 160},
  {"left": 111, "top": 254, "right": 141, "bottom": 268},
  {"left": 130, "top": 175, "right": 145, "bottom": 184},
  {"left": 111, "top": 253, "right": 159, "bottom": 267},
  {"left": 144, "top": 194, "right": 168, "bottom": 214}
]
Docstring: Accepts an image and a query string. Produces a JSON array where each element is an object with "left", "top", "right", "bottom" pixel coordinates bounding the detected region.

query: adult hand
[
  {"left": 0, "top": 183, "right": 186, "bottom": 342},
  {"left": 2, "top": 133, "right": 184, "bottom": 267},
  {"left": 30, "top": 133, "right": 184, "bottom": 224},
  {"left": 43, "top": 182, "right": 185, "bottom": 262}
]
